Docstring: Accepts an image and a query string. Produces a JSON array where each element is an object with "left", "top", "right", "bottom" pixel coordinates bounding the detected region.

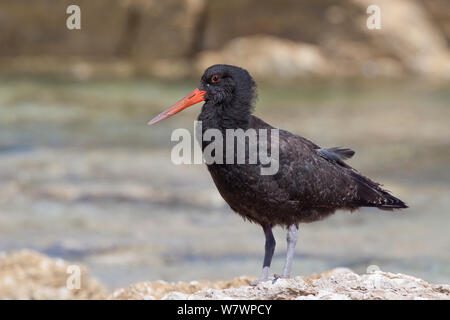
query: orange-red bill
[{"left": 147, "top": 88, "right": 206, "bottom": 125}]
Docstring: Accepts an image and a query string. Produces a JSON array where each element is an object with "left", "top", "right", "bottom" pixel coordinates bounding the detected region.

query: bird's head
[{"left": 148, "top": 64, "right": 256, "bottom": 125}]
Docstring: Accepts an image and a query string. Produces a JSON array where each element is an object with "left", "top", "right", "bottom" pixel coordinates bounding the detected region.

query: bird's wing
[
  {"left": 274, "top": 132, "right": 356, "bottom": 207},
  {"left": 248, "top": 116, "right": 406, "bottom": 210},
  {"left": 274, "top": 132, "right": 406, "bottom": 210}
]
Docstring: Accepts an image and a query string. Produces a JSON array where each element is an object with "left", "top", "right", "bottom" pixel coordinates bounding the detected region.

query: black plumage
[{"left": 149, "top": 64, "right": 407, "bottom": 282}]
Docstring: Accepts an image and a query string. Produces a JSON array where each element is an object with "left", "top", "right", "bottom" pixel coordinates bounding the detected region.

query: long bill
[{"left": 147, "top": 88, "right": 206, "bottom": 125}]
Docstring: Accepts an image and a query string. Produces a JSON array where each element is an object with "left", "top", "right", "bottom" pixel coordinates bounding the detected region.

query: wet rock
[{"left": 0, "top": 250, "right": 106, "bottom": 299}]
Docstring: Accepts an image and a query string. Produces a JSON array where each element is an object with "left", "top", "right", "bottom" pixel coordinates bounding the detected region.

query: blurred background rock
[
  {"left": 0, "top": 0, "right": 449, "bottom": 291},
  {"left": 0, "top": 0, "right": 449, "bottom": 80}
]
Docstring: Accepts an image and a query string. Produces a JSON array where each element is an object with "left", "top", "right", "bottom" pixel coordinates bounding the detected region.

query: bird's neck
[{"left": 197, "top": 100, "right": 252, "bottom": 132}]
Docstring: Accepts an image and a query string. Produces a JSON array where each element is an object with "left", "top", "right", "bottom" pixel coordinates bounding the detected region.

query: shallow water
[{"left": 0, "top": 77, "right": 449, "bottom": 289}]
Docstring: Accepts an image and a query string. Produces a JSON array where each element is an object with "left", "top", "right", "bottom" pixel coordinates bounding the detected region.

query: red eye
[{"left": 211, "top": 75, "right": 221, "bottom": 83}]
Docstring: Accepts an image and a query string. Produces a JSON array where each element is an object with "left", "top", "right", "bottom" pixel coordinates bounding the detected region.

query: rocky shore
[
  {"left": 1, "top": 250, "right": 449, "bottom": 300},
  {"left": 1, "top": 0, "right": 449, "bottom": 80}
]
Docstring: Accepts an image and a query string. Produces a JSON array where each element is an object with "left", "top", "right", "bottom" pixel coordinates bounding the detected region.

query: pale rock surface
[
  {"left": 1, "top": 250, "right": 449, "bottom": 300},
  {"left": 112, "top": 268, "right": 450, "bottom": 300},
  {"left": 110, "top": 277, "right": 252, "bottom": 300},
  {"left": 0, "top": 250, "right": 106, "bottom": 299}
]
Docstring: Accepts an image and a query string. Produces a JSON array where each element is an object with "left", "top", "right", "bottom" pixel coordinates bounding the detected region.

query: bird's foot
[
  {"left": 249, "top": 275, "right": 290, "bottom": 286},
  {"left": 273, "top": 273, "right": 290, "bottom": 280},
  {"left": 248, "top": 278, "right": 276, "bottom": 286}
]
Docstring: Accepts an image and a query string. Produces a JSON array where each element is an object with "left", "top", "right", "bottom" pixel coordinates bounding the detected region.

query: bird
[{"left": 148, "top": 64, "right": 407, "bottom": 284}]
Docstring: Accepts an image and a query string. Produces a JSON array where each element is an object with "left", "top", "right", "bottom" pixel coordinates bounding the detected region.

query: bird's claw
[
  {"left": 248, "top": 278, "right": 276, "bottom": 286},
  {"left": 249, "top": 275, "right": 291, "bottom": 286}
]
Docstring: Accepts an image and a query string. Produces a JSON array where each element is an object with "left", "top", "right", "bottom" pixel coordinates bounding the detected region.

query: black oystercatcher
[{"left": 148, "top": 64, "right": 407, "bottom": 284}]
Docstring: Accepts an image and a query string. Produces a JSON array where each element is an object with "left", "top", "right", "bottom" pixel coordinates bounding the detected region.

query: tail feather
[
  {"left": 317, "top": 147, "right": 355, "bottom": 168},
  {"left": 350, "top": 171, "right": 408, "bottom": 210}
]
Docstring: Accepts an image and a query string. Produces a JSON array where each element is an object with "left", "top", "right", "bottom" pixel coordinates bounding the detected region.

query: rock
[
  {"left": 109, "top": 276, "right": 253, "bottom": 300},
  {"left": 352, "top": 0, "right": 450, "bottom": 79},
  {"left": 196, "top": 0, "right": 450, "bottom": 80},
  {"left": 0, "top": 250, "right": 107, "bottom": 299},
  {"left": 197, "top": 35, "right": 331, "bottom": 79},
  {"left": 1, "top": 250, "right": 449, "bottom": 300},
  {"left": 197, "top": 0, "right": 450, "bottom": 80},
  {"left": 114, "top": 268, "right": 450, "bottom": 300},
  {"left": 1, "top": 0, "right": 449, "bottom": 79}
]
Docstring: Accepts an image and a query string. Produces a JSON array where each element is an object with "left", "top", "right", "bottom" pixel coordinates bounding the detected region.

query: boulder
[{"left": 197, "top": 35, "right": 331, "bottom": 79}]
